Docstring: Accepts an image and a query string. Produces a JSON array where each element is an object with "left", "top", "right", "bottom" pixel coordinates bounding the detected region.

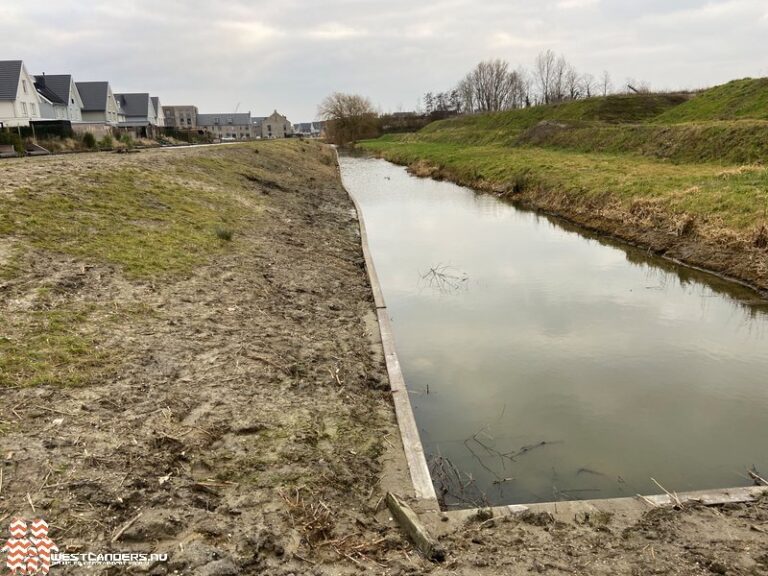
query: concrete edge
[
  {"left": 442, "top": 485, "right": 768, "bottom": 524},
  {"left": 334, "top": 149, "right": 439, "bottom": 506}
]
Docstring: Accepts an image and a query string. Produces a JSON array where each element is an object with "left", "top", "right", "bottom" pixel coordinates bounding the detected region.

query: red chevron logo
[{"left": 3, "top": 516, "right": 58, "bottom": 575}]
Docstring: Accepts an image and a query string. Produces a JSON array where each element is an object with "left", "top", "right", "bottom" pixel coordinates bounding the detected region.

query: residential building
[
  {"left": 115, "top": 93, "right": 162, "bottom": 136},
  {"left": 261, "top": 110, "right": 293, "bottom": 139},
  {"left": 292, "top": 121, "right": 325, "bottom": 137},
  {"left": 0, "top": 60, "right": 43, "bottom": 128},
  {"left": 164, "top": 105, "right": 198, "bottom": 129},
  {"left": 151, "top": 97, "right": 163, "bottom": 127},
  {"left": 252, "top": 116, "right": 266, "bottom": 137},
  {"left": 33, "top": 74, "right": 84, "bottom": 122},
  {"left": 197, "top": 112, "right": 252, "bottom": 140},
  {"left": 76, "top": 81, "right": 123, "bottom": 125}
]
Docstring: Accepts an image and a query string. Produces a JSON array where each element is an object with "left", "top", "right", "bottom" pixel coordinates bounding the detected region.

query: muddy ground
[{"left": 0, "top": 142, "right": 766, "bottom": 575}]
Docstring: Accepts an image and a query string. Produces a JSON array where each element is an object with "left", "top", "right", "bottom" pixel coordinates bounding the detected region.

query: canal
[{"left": 339, "top": 155, "right": 768, "bottom": 508}]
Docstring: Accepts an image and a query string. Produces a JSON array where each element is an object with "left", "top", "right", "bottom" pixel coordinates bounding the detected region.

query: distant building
[
  {"left": 261, "top": 110, "right": 293, "bottom": 139},
  {"left": 0, "top": 60, "right": 43, "bottom": 127},
  {"left": 197, "top": 112, "right": 253, "bottom": 140},
  {"left": 252, "top": 116, "right": 266, "bottom": 137},
  {"left": 164, "top": 105, "right": 198, "bottom": 129},
  {"left": 33, "top": 74, "right": 84, "bottom": 122},
  {"left": 76, "top": 81, "right": 123, "bottom": 125},
  {"left": 292, "top": 121, "right": 325, "bottom": 138}
]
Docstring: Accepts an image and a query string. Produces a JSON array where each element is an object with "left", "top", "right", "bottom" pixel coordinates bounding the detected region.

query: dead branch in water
[{"left": 419, "top": 264, "right": 469, "bottom": 293}]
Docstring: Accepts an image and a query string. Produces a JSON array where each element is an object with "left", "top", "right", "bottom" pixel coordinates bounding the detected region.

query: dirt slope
[{"left": 0, "top": 142, "right": 766, "bottom": 575}]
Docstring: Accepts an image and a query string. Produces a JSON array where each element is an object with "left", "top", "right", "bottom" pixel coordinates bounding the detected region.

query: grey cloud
[{"left": 2, "top": 0, "right": 766, "bottom": 121}]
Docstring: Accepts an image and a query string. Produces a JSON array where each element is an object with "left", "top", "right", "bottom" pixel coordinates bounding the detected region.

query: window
[
  {"left": 21, "top": 101, "right": 28, "bottom": 116},
  {"left": 22, "top": 79, "right": 28, "bottom": 94},
  {"left": 30, "top": 103, "right": 37, "bottom": 116}
]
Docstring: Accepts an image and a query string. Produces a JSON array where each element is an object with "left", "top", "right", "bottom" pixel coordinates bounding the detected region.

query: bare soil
[{"left": 0, "top": 143, "right": 766, "bottom": 575}]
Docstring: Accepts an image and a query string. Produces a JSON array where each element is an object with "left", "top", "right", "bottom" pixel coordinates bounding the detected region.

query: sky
[{"left": 2, "top": 0, "right": 767, "bottom": 122}]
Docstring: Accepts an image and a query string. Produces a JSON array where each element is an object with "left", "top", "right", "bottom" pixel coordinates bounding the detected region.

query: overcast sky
[{"left": 2, "top": 0, "right": 767, "bottom": 122}]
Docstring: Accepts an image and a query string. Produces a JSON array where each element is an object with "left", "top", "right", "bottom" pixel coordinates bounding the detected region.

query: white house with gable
[{"left": 0, "top": 60, "right": 43, "bottom": 128}]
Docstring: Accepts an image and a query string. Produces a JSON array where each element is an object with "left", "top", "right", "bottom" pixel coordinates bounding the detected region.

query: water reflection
[{"left": 339, "top": 155, "right": 768, "bottom": 507}]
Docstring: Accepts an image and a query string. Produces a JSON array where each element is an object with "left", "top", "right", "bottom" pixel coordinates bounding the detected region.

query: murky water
[{"left": 339, "top": 155, "right": 768, "bottom": 508}]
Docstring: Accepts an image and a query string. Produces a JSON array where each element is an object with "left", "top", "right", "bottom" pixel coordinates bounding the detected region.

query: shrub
[
  {"left": 99, "top": 135, "right": 114, "bottom": 149},
  {"left": 215, "top": 227, "right": 234, "bottom": 241},
  {"left": 82, "top": 132, "right": 96, "bottom": 149},
  {"left": 120, "top": 133, "right": 134, "bottom": 148}
]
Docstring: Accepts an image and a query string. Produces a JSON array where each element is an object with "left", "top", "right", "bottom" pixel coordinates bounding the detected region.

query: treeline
[{"left": 423, "top": 50, "right": 650, "bottom": 115}]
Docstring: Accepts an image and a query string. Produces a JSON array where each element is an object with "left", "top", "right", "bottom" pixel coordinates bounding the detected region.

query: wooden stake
[{"left": 386, "top": 493, "right": 445, "bottom": 562}]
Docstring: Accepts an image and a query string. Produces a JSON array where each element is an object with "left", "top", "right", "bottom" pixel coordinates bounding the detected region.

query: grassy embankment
[
  {"left": 359, "top": 79, "right": 768, "bottom": 288},
  {"left": 0, "top": 142, "right": 307, "bottom": 388}
]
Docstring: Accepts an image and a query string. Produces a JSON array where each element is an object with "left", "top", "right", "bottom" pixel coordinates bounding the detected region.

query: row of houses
[
  {"left": 0, "top": 60, "right": 163, "bottom": 138},
  {"left": 163, "top": 107, "right": 296, "bottom": 140},
  {"left": 1, "top": 59, "right": 303, "bottom": 141}
]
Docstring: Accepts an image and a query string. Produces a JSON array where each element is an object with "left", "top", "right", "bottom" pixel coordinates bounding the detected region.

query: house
[
  {"left": 197, "top": 112, "right": 252, "bottom": 140},
  {"left": 252, "top": 116, "right": 266, "bottom": 137},
  {"left": 115, "top": 93, "right": 161, "bottom": 137},
  {"left": 33, "top": 75, "right": 84, "bottom": 122},
  {"left": 293, "top": 121, "right": 325, "bottom": 138},
  {"left": 151, "top": 97, "right": 163, "bottom": 127},
  {"left": 0, "top": 60, "right": 43, "bottom": 128},
  {"left": 164, "top": 105, "right": 198, "bottom": 129},
  {"left": 76, "top": 81, "right": 123, "bottom": 125},
  {"left": 260, "top": 110, "right": 293, "bottom": 139}
]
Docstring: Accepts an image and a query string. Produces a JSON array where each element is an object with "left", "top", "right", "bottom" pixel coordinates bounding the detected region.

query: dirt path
[{"left": 0, "top": 142, "right": 766, "bottom": 575}]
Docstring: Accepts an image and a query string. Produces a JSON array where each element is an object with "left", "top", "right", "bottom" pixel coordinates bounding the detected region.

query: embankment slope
[{"left": 360, "top": 79, "right": 768, "bottom": 292}]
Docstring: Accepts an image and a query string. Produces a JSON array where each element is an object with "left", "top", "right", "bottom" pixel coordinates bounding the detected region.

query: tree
[
  {"left": 600, "top": 70, "right": 613, "bottom": 96},
  {"left": 318, "top": 93, "right": 379, "bottom": 145},
  {"left": 457, "top": 59, "right": 526, "bottom": 113}
]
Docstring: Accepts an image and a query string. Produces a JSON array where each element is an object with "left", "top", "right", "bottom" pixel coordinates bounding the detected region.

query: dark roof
[
  {"left": 0, "top": 60, "right": 23, "bottom": 101},
  {"left": 197, "top": 113, "right": 252, "bottom": 126},
  {"left": 33, "top": 75, "right": 72, "bottom": 105},
  {"left": 76, "top": 81, "right": 110, "bottom": 111},
  {"left": 115, "top": 93, "right": 150, "bottom": 118}
]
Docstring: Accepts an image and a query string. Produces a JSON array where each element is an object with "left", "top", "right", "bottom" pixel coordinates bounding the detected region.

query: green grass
[
  {"left": 402, "top": 78, "right": 768, "bottom": 164},
  {"left": 358, "top": 139, "right": 768, "bottom": 231},
  {"left": 655, "top": 78, "right": 768, "bottom": 124},
  {"left": 1, "top": 156, "right": 258, "bottom": 279},
  {"left": 0, "top": 308, "right": 110, "bottom": 388}
]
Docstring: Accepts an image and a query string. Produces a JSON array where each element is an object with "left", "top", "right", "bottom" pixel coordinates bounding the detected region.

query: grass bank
[{"left": 358, "top": 79, "right": 768, "bottom": 292}]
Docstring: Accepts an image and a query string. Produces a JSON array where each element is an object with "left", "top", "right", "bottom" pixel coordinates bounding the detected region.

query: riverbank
[
  {"left": 1, "top": 142, "right": 767, "bottom": 575},
  {"left": 357, "top": 139, "right": 768, "bottom": 295}
]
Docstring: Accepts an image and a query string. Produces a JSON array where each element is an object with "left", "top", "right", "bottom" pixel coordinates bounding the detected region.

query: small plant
[
  {"left": 120, "top": 133, "right": 134, "bottom": 149},
  {"left": 99, "top": 134, "right": 114, "bottom": 149},
  {"left": 82, "top": 132, "right": 96, "bottom": 149},
  {"left": 215, "top": 227, "right": 234, "bottom": 241}
]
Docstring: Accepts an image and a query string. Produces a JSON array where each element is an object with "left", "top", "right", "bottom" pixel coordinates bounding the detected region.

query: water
[{"left": 339, "top": 155, "right": 768, "bottom": 508}]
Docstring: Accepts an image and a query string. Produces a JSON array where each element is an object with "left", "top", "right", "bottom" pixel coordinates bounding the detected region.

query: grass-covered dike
[{"left": 359, "top": 78, "right": 768, "bottom": 292}]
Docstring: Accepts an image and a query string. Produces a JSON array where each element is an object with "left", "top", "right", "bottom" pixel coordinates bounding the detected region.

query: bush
[
  {"left": 82, "top": 132, "right": 96, "bottom": 149},
  {"left": 215, "top": 227, "right": 234, "bottom": 241},
  {"left": 99, "top": 135, "right": 114, "bottom": 149},
  {"left": 120, "top": 133, "right": 134, "bottom": 149}
]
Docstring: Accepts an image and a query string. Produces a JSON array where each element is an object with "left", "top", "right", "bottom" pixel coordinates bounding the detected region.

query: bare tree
[
  {"left": 534, "top": 49, "right": 557, "bottom": 104},
  {"left": 457, "top": 59, "right": 526, "bottom": 113},
  {"left": 580, "top": 72, "right": 596, "bottom": 98},
  {"left": 318, "top": 93, "right": 379, "bottom": 145},
  {"left": 600, "top": 70, "right": 613, "bottom": 96}
]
